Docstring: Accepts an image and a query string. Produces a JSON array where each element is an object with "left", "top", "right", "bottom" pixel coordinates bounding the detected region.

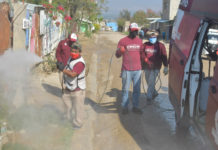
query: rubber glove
[
  {"left": 144, "top": 57, "right": 149, "bottom": 63},
  {"left": 120, "top": 46, "right": 125, "bottom": 54},
  {"left": 56, "top": 61, "right": 65, "bottom": 71},
  {"left": 163, "top": 66, "right": 168, "bottom": 75}
]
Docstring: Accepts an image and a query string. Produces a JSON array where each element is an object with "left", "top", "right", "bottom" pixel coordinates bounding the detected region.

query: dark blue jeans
[{"left": 121, "top": 70, "right": 141, "bottom": 108}]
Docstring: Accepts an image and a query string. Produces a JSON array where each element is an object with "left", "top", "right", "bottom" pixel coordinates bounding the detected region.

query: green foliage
[
  {"left": 131, "top": 10, "right": 148, "bottom": 26},
  {"left": 2, "top": 143, "right": 34, "bottom": 150},
  {"left": 117, "top": 18, "right": 125, "bottom": 32},
  {"left": 58, "top": 124, "right": 74, "bottom": 147},
  {"left": 7, "top": 105, "right": 62, "bottom": 131},
  {"left": 116, "top": 9, "right": 131, "bottom": 32},
  {"left": 19, "top": 0, "right": 107, "bottom": 33},
  {"left": 119, "top": 9, "right": 131, "bottom": 21},
  {"left": 42, "top": 54, "right": 57, "bottom": 73},
  {"left": 0, "top": 94, "right": 9, "bottom": 122},
  {"left": 93, "top": 23, "right": 100, "bottom": 33},
  {"left": 85, "top": 30, "right": 92, "bottom": 38},
  {"left": 6, "top": 104, "right": 74, "bottom": 150},
  {"left": 21, "top": 0, "right": 44, "bottom": 4},
  {"left": 146, "top": 9, "right": 160, "bottom": 18}
]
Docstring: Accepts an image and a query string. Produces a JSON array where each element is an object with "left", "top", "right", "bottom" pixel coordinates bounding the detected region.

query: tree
[
  {"left": 119, "top": 9, "right": 131, "bottom": 21},
  {"left": 117, "top": 18, "right": 125, "bottom": 32},
  {"left": 19, "top": 0, "right": 107, "bottom": 34},
  {"left": 131, "top": 10, "right": 148, "bottom": 26},
  {"left": 146, "top": 9, "right": 160, "bottom": 18},
  {"left": 116, "top": 9, "right": 130, "bottom": 32}
]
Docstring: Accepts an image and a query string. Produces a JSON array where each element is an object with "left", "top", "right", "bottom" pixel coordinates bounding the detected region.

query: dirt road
[
  {"left": 71, "top": 31, "right": 208, "bottom": 150},
  {"left": 1, "top": 31, "right": 211, "bottom": 150}
]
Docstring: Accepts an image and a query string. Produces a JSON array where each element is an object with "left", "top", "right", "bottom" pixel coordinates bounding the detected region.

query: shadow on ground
[
  {"left": 42, "top": 83, "right": 62, "bottom": 98},
  {"left": 85, "top": 87, "right": 207, "bottom": 150}
]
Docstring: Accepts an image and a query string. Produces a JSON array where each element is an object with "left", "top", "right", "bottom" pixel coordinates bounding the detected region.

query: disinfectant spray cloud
[
  {"left": 0, "top": 49, "right": 42, "bottom": 108},
  {"left": 0, "top": 50, "right": 73, "bottom": 150}
]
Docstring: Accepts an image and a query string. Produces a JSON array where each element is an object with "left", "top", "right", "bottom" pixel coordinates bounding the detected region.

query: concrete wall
[
  {"left": 162, "top": 0, "right": 170, "bottom": 20},
  {"left": 124, "top": 21, "right": 130, "bottom": 32},
  {"left": 12, "top": 2, "right": 26, "bottom": 50},
  {"left": 162, "top": 0, "right": 180, "bottom": 20},
  {"left": 169, "top": 0, "right": 180, "bottom": 20}
]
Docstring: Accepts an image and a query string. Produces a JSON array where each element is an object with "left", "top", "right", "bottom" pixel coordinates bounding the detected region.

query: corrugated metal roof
[{"left": 150, "top": 19, "right": 170, "bottom": 24}]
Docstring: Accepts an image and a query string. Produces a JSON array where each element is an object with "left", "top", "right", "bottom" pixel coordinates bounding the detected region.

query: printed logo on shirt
[
  {"left": 64, "top": 43, "right": 67, "bottom": 46},
  {"left": 144, "top": 48, "right": 157, "bottom": 54},
  {"left": 127, "top": 44, "right": 140, "bottom": 51}
]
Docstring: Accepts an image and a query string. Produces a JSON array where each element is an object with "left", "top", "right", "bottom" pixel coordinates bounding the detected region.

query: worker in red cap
[
  {"left": 116, "top": 22, "right": 143, "bottom": 115},
  {"left": 56, "top": 33, "right": 78, "bottom": 92}
]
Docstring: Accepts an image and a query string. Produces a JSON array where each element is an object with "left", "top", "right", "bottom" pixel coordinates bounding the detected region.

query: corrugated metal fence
[{"left": 0, "top": 1, "right": 66, "bottom": 57}]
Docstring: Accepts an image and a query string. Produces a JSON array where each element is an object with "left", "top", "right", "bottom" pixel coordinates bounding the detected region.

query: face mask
[
  {"left": 70, "top": 52, "right": 80, "bottom": 59},
  {"left": 129, "top": 31, "right": 138, "bottom": 39},
  {"left": 149, "top": 37, "right": 157, "bottom": 44}
]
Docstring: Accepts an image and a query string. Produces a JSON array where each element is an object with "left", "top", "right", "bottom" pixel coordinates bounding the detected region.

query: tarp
[{"left": 106, "top": 22, "right": 118, "bottom": 32}]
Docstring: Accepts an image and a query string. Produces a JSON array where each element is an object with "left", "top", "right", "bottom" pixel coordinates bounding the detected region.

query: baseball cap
[
  {"left": 129, "top": 23, "right": 139, "bottom": 31},
  {"left": 147, "top": 30, "right": 159, "bottom": 37},
  {"left": 70, "top": 33, "right": 78, "bottom": 42},
  {"left": 71, "top": 42, "right": 81, "bottom": 51}
]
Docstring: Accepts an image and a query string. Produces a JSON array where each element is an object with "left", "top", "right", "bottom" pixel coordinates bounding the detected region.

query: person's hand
[
  {"left": 56, "top": 61, "right": 65, "bottom": 71},
  {"left": 144, "top": 57, "right": 149, "bottom": 63},
  {"left": 120, "top": 46, "right": 125, "bottom": 54},
  {"left": 163, "top": 67, "right": 168, "bottom": 75}
]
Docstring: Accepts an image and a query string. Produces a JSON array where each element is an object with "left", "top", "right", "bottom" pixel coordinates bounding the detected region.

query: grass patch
[
  {"left": 6, "top": 105, "right": 74, "bottom": 150},
  {"left": 2, "top": 143, "right": 34, "bottom": 150}
]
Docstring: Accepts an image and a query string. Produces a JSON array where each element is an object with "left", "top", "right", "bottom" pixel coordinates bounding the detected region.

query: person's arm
[
  {"left": 141, "top": 43, "right": 150, "bottom": 64},
  {"left": 160, "top": 43, "right": 168, "bottom": 67},
  {"left": 63, "top": 69, "right": 78, "bottom": 78},
  {"left": 56, "top": 41, "right": 63, "bottom": 63},
  {"left": 115, "top": 40, "right": 125, "bottom": 58},
  {"left": 140, "top": 43, "right": 145, "bottom": 62},
  {"left": 63, "top": 62, "right": 85, "bottom": 78}
]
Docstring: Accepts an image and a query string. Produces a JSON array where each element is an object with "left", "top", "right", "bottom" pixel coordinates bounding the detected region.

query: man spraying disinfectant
[
  {"left": 116, "top": 22, "right": 143, "bottom": 115},
  {"left": 62, "top": 43, "right": 86, "bottom": 128},
  {"left": 56, "top": 33, "right": 78, "bottom": 91}
]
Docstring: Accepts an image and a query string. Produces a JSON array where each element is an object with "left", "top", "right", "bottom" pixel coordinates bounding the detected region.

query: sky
[{"left": 102, "top": 0, "right": 163, "bottom": 19}]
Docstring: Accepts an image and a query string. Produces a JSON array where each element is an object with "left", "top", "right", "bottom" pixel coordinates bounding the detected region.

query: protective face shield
[{"left": 149, "top": 37, "right": 157, "bottom": 44}]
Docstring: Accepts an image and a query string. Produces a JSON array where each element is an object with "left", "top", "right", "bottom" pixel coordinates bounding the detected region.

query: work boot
[
  {"left": 132, "top": 107, "right": 143, "bottom": 115},
  {"left": 72, "top": 122, "right": 82, "bottom": 129},
  {"left": 152, "top": 93, "right": 159, "bottom": 99},
  {"left": 147, "top": 99, "right": 153, "bottom": 105},
  {"left": 122, "top": 107, "right": 129, "bottom": 115}
]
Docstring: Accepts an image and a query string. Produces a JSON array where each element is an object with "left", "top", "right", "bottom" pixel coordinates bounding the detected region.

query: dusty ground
[{"left": 1, "top": 31, "right": 213, "bottom": 150}]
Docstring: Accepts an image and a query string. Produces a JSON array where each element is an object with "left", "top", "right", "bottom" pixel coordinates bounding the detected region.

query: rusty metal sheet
[{"left": 0, "top": 3, "right": 11, "bottom": 55}]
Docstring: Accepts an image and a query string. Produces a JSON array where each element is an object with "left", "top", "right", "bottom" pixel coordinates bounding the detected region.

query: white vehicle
[{"left": 202, "top": 28, "right": 218, "bottom": 55}]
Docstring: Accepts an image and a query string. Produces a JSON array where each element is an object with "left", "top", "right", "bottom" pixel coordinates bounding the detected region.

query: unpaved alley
[
  {"left": 0, "top": 31, "right": 212, "bottom": 150},
  {"left": 70, "top": 31, "right": 210, "bottom": 150}
]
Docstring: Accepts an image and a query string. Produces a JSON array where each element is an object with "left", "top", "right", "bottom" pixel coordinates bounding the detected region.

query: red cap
[
  {"left": 70, "top": 33, "right": 77, "bottom": 42},
  {"left": 129, "top": 23, "right": 139, "bottom": 31}
]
